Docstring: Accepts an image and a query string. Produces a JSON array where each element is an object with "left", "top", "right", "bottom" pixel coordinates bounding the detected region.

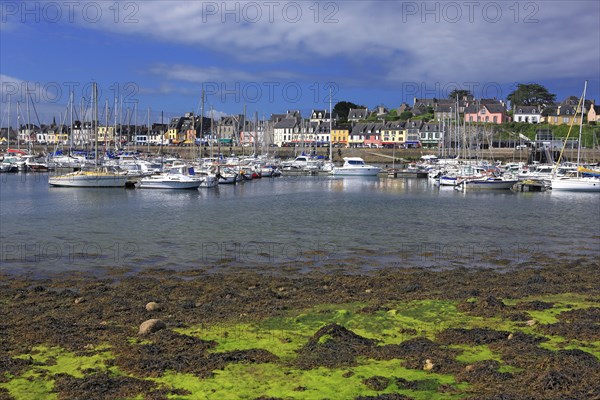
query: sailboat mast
[
  {"left": 16, "top": 102, "right": 21, "bottom": 150},
  {"left": 105, "top": 99, "right": 109, "bottom": 154},
  {"left": 93, "top": 83, "right": 98, "bottom": 167},
  {"left": 329, "top": 87, "right": 333, "bottom": 161},
  {"left": 200, "top": 89, "right": 204, "bottom": 155},
  {"left": 210, "top": 107, "right": 214, "bottom": 159},
  {"left": 69, "top": 91, "right": 74, "bottom": 151},
  {"left": 577, "top": 80, "right": 587, "bottom": 166},
  {"left": 7, "top": 94, "right": 10, "bottom": 150},
  {"left": 113, "top": 97, "right": 118, "bottom": 152},
  {"left": 147, "top": 107, "right": 151, "bottom": 154},
  {"left": 26, "top": 82, "right": 31, "bottom": 151}
]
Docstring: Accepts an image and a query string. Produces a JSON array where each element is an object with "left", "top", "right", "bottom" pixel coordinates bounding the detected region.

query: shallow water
[{"left": 1, "top": 173, "right": 599, "bottom": 275}]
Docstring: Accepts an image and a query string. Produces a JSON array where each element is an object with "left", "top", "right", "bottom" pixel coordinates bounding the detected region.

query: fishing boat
[
  {"left": 139, "top": 165, "right": 202, "bottom": 190},
  {"left": 331, "top": 157, "right": 381, "bottom": 176}
]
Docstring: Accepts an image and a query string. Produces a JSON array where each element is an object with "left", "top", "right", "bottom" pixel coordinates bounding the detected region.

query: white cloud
[
  {"left": 6, "top": 1, "right": 599, "bottom": 101},
  {"left": 66, "top": 0, "right": 596, "bottom": 88}
]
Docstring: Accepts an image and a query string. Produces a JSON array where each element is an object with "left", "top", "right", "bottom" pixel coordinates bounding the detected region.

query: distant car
[{"left": 516, "top": 145, "right": 528, "bottom": 150}]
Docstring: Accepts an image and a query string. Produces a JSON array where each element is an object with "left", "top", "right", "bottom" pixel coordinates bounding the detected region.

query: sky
[{"left": 1, "top": 0, "right": 599, "bottom": 125}]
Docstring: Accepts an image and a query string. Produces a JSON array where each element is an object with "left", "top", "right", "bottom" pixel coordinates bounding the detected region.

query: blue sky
[{"left": 1, "top": 0, "right": 599, "bottom": 125}]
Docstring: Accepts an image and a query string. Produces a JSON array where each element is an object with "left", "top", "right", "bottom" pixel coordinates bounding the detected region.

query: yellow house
[
  {"left": 47, "top": 133, "right": 69, "bottom": 144},
  {"left": 166, "top": 127, "right": 178, "bottom": 143},
  {"left": 97, "top": 126, "right": 115, "bottom": 143},
  {"left": 381, "top": 122, "right": 406, "bottom": 146},
  {"left": 547, "top": 105, "right": 584, "bottom": 126},
  {"left": 331, "top": 127, "right": 349, "bottom": 146}
]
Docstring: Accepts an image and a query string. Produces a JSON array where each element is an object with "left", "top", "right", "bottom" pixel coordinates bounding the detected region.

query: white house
[{"left": 513, "top": 106, "right": 542, "bottom": 123}]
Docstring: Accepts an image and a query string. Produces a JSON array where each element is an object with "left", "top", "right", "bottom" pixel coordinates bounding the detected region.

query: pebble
[
  {"left": 526, "top": 319, "right": 537, "bottom": 326},
  {"left": 365, "top": 289, "right": 372, "bottom": 293},
  {"left": 423, "top": 359, "right": 434, "bottom": 371},
  {"left": 465, "top": 365, "right": 475, "bottom": 372},
  {"left": 139, "top": 319, "right": 166, "bottom": 335},
  {"left": 145, "top": 302, "right": 161, "bottom": 311},
  {"left": 508, "top": 333, "right": 514, "bottom": 340},
  {"left": 74, "top": 297, "right": 85, "bottom": 304}
]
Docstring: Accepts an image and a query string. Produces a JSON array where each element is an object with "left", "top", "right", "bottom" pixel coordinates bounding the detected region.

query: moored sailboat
[
  {"left": 49, "top": 83, "right": 127, "bottom": 188},
  {"left": 550, "top": 81, "right": 600, "bottom": 192}
]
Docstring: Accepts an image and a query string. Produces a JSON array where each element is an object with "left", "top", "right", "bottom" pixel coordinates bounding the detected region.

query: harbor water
[{"left": 1, "top": 173, "right": 599, "bottom": 276}]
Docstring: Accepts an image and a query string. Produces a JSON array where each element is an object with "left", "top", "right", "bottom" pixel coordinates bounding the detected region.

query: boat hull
[
  {"left": 49, "top": 172, "right": 127, "bottom": 187},
  {"left": 551, "top": 178, "right": 600, "bottom": 192},
  {"left": 461, "top": 179, "right": 519, "bottom": 190},
  {"left": 331, "top": 167, "right": 381, "bottom": 176},
  {"left": 139, "top": 177, "right": 201, "bottom": 189}
]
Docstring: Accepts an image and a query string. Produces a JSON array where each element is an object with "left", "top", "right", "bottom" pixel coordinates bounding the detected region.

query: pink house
[
  {"left": 364, "top": 123, "right": 383, "bottom": 148},
  {"left": 464, "top": 103, "right": 510, "bottom": 124}
]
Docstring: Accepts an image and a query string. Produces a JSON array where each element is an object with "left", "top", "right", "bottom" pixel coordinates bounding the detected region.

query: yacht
[
  {"left": 49, "top": 166, "right": 128, "bottom": 187},
  {"left": 139, "top": 165, "right": 203, "bottom": 190},
  {"left": 332, "top": 157, "right": 381, "bottom": 176}
]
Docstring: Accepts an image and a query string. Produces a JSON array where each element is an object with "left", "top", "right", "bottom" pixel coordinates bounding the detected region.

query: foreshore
[{"left": 1, "top": 257, "right": 599, "bottom": 399}]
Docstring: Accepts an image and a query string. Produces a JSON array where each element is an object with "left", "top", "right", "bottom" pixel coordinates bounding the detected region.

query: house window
[
  {"left": 563, "top": 117, "right": 569, "bottom": 123},
  {"left": 493, "top": 116, "right": 497, "bottom": 123},
  {"left": 485, "top": 116, "right": 489, "bottom": 122}
]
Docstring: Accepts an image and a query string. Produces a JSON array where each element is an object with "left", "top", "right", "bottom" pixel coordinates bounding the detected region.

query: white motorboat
[
  {"left": 332, "top": 157, "right": 381, "bottom": 176},
  {"left": 139, "top": 165, "right": 202, "bottom": 189}
]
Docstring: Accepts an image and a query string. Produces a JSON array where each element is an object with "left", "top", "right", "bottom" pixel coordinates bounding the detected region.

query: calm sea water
[{"left": 1, "top": 173, "right": 599, "bottom": 276}]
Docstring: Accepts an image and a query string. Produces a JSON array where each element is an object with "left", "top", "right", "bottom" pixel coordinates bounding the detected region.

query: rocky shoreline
[{"left": 1, "top": 258, "right": 599, "bottom": 399}]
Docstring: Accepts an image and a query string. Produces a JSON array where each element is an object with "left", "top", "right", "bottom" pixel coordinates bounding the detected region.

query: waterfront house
[
  {"left": 217, "top": 115, "right": 244, "bottom": 144},
  {"left": 513, "top": 106, "right": 542, "bottom": 124},
  {"left": 381, "top": 121, "right": 405, "bottom": 147},
  {"left": 331, "top": 125, "right": 350, "bottom": 147},
  {"left": 420, "top": 123, "right": 444, "bottom": 148},
  {"left": 309, "top": 122, "right": 331, "bottom": 146},
  {"left": 273, "top": 112, "right": 301, "bottom": 147},
  {"left": 364, "top": 123, "right": 383, "bottom": 148},
  {"left": 348, "top": 123, "right": 368, "bottom": 147},
  {"left": 148, "top": 123, "right": 168, "bottom": 145},
  {"left": 167, "top": 117, "right": 185, "bottom": 144},
  {"left": 98, "top": 126, "right": 115, "bottom": 144},
  {"left": 19, "top": 124, "right": 38, "bottom": 144}
]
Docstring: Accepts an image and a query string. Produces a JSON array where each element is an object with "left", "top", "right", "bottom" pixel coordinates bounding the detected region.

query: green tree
[
  {"left": 508, "top": 83, "right": 556, "bottom": 107},
  {"left": 333, "top": 101, "right": 364, "bottom": 123},
  {"left": 399, "top": 111, "right": 413, "bottom": 121},
  {"left": 448, "top": 89, "right": 472, "bottom": 99}
]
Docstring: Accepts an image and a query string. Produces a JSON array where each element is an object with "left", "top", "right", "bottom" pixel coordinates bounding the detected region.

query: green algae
[
  {"left": 1, "top": 346, "right": 118, "bottom": 400},
  {"left": 451, "top": 345, "right": 502, "bottom": 364},
  {"left": 154, "top": 360, "right": 466, "bottom": 400},
  {"left": 3, "top": 294, "right": 598, "bottom": 399}
]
